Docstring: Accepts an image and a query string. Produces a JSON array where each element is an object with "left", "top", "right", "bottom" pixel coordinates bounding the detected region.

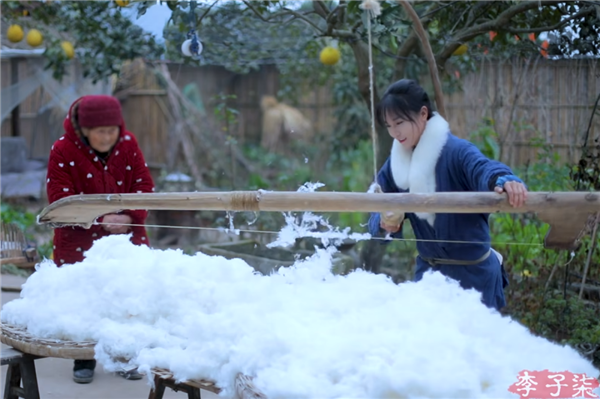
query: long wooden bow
[{"left": 36, "top": 191, "right": 600, "bottom": 251}]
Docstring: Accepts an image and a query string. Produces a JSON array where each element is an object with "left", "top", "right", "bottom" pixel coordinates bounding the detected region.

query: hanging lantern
[{"left": 181, "top": 30, "right": 203, "bottom": 60}]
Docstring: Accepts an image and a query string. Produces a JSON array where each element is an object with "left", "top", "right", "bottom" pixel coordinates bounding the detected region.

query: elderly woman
[
  {"left": 368, "top": 79, "right": 528, "bottom": 312},
  {"left": 46, "top": 94, "right": 155, "bottom": 383}
]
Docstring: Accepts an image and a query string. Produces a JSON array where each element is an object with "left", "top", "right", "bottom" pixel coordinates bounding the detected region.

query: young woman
[
  {"left": 368, "top": 79, "right": 528, "bottom": 312},
  {"left": 46, "top": 94, "right": 155, "bottom": 383}
]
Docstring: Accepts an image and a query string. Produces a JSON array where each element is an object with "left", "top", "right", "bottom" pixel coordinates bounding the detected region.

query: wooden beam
[
  {"left": 36, "top": 191, "right": 600, "bottom": 250},
  {"left": 37, "top": 191, "right": 600, "bottom": 222}
]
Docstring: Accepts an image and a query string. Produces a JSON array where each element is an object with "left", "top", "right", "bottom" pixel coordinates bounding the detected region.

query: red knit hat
[{"left": 78, "top": 95, "right": 123, "bottom": 128}]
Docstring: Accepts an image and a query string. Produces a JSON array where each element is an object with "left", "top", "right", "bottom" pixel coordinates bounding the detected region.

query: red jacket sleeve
[
  {"left": 122, "top": 139, "right": 155, "bottom": 225},
  {"left": 46, "top": 146, "right": 77, "bottom": 204}
]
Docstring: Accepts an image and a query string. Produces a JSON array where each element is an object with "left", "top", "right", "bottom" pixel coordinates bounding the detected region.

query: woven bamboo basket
[
  {"left": 0, "top": 322, "right": 96, "bottom": 359},
  {"left": 0, "top": 322, "right": 267, "bottom": 398}
]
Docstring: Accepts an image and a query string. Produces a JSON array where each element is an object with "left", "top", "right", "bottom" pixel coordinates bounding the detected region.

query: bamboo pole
[
  {"left": 37, "top": 190, "right": 598, "bottom": 221},
  {"left": 36, "top": 191, "right": 600, "bottom": 250}
]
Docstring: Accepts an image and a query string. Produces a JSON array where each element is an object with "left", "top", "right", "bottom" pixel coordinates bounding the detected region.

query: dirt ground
[{"left": 1, "top": 273, "right": 220, "bottom": 399}]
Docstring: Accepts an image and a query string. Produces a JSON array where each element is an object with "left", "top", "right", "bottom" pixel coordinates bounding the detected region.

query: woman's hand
[
  {"left": 380, "top": 211, "right": 404, "bottom": 233},
  {"left": 101, "top": 214, "right": 132, "bottom": 234},
  {"left": 495, "top": 181, "right": 528, "bottom": 208}
]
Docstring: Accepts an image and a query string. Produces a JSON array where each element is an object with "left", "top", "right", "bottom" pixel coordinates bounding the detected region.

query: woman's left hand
[{"left": 495, "top": 181, "right": 528, "bottom": 208}]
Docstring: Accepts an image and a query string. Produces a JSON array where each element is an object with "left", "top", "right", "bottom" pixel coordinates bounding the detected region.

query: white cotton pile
[{"left": 1, "top": 235, "right": 598, "bottom": 399}]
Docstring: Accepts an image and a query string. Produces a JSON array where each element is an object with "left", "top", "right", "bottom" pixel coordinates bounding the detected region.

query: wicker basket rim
[{"left": 1, "top": 322, "right": 96, "bottom": 360}]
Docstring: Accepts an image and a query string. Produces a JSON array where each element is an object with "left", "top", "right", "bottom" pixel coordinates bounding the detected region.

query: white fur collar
[{"left": 389, "top": 112, "right": 449, "bottom": 227}]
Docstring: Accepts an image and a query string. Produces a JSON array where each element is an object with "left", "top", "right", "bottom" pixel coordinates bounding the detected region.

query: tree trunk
[{"left": 397, "top": 0, "right": 446, "bottom": 118}]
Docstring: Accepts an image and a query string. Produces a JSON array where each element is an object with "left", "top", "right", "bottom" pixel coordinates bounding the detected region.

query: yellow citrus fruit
[
  {"left": 115, "top": 0, "right": 130, "bottom": 6},
  {"left": 319, "top": 46, "right": 341, "bottom": 66},
  {"left": 26, "top": 29, "right": 43, "bottom": 47},
  {"left": 7, "top": 25, "right": 24, "bottom": 43},
  {"left": 453, "top": 44, "right": 468, "bottom": 56},
  {"left": 61, "top": 41, "right": 75, "bottom": 59}
]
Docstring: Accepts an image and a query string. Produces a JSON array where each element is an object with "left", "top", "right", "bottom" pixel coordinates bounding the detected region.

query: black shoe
[
  {"left": 117, "top": 368, "right": 144, "bottom": 380},
  {"left": 73, "top": 359, "right": 96, "bottom": 384}
]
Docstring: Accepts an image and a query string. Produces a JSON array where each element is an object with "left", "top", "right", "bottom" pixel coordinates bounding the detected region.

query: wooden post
[{"left": 579, "top": 212, "right": 599, "bottom": 299}]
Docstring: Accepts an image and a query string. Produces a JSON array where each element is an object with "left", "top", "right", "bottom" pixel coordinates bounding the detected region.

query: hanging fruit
[
  {"left": 7, "top": 25, "right": 24, "bottom": 43},
  {"left": 540, "top": 40, "right": 549, "bottom": 58},
  {"left": 489, "top": 31, "right": 497, "bottom": 41},
  {"left": 528, "top": 33, "right": 536, "bottom": 41},
  {"left": 319, "top": 46, "right": 341, "bottom": 66},
  {"left": 61, "top": 41, "right": 75, "bottom": 59},
  {"left": 115, "top": 0, "right": 130, "bottom": 6},
  {"left": 26, "top": 29, "right": 43, "bottom": 47},
  {"left": 453, "top": 44, "right": 468, "bottom": 56}
]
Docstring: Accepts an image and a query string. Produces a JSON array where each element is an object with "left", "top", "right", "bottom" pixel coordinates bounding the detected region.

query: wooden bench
[
  {"left": 148, "top": 368, "right": 219, "bottom": 399},
  {"left": 148, "top": 374, "right": 201, "bottom": 399},
  {"left": 1, "top": 344, "right": 43, "bottom": 399},
  {"left": 148, "top": 368, "right": 267, "bottom": 399}
]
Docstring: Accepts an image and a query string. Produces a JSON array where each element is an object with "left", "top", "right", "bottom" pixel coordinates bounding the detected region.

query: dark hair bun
[{"left": 376, "top": 79, "right": 433, "bottom": 126}]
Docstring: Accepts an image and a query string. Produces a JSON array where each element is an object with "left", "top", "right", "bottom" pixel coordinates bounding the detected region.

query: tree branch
[
  {"left": 456, "top": 2, "right": 549, "bottom": 38},
  {"left": 504, "top": 6, "right": 595, "bottom": 34},
  {"left": 282, "top": 7, "right": 324, "bottom": 32},
  {"left": 313, "top": 1, "right": 330, "bottom": 19},
  {"left": 435, "top": 0, "right": 563, "bottom": 68},
  {"left": 397, "top": 0, "right": 446, "bottom": 118},
  {"left": 242, "top": 1, "right": 324, "bottom": 33},
  {"left": 197, "top": 0, "right": 219, "bottom": 25},
  {"left": 326, "top": 29, "right": 356, "bottom": 39},
  {"left": 392, "top": 29, "right": 419, "bottom": 81},
  {"left": 466, "top": 2, "right": 493, "bottom": 27},
  {"left": 337, "top": 0, "right": 347, "bottom": 27},
  {"left": 449, "top": 4, "right": 474, "bottom": 36},
  {"left": 326, "top": 4, "right": 342, "bottom": 25},
  {"left": 241, "top": 1, "right": 278, "bottom": 23},
  {"left": 393, "top": 3, "right": 434, "bottom": 81}
]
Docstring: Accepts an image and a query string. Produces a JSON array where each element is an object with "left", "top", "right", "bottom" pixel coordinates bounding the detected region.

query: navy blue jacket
[{"left": 368, "top": 115, "right": 514, "bottom": 311}]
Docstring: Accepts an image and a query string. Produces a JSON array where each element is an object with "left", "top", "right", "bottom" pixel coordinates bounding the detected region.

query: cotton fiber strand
[
  {"left": 1, "top": 235, "right": 598, "bottom": 399},
  {"left": 267, "top": 182, "right": 371, "bottom": 248}
]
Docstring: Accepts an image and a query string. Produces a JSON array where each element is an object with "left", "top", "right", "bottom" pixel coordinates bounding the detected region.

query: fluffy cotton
[
  {"left": 266, "top": 182, "right": 371, "bottom": 248},
  {"left": 2, "top": 234, "right": 598, "bottom": 398}
]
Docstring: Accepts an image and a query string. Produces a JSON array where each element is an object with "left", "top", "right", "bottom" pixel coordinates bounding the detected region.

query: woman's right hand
[
  {"left": 380, "top": 211, "right": 404, "bottom": 233},
  {"left": 101, "top": 213, "right": 132, "bottom": 234}
]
